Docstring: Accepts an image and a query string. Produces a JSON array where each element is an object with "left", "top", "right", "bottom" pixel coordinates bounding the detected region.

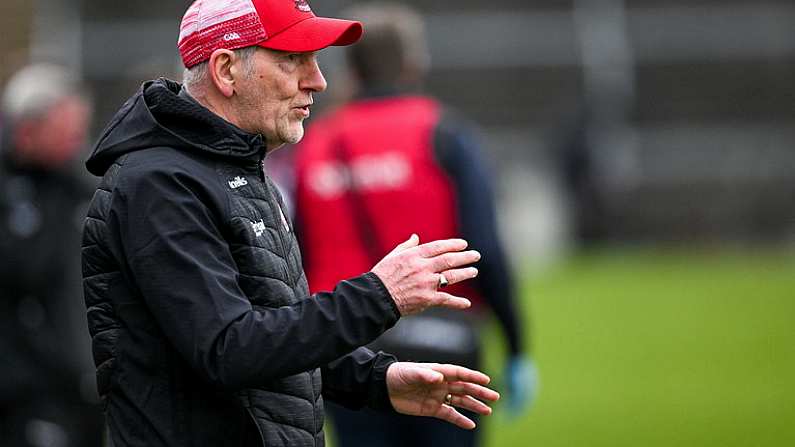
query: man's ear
[{"left": 208, "top": 49, "right": 237, "bottom": 98}]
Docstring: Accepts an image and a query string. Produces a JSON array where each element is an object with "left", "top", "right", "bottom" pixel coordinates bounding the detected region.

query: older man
[{"left": 81, "top": 0, "right": 498, "bottom": 446}]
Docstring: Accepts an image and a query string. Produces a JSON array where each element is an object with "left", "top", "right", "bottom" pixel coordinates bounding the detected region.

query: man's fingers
[
  {"left": 427, "top": 364, "right": 492, "bottom": 386},
  {"left": 431, "top": 250, "right": 481, "bottom": 272},
  {"left": 388, "top": 234, "right": 419, "bottom": 256},
  {"left": 448, "top": 394, "right": 493, "bottom": 416},
  {"left": 435, "top": 404, "right": 476, "bottom": 430},
  {"left": 434, "top": 292, "right": 471, "bottom": 310},
  {"left": 439, "top": 267, "right": 478, "bottom": 286},
  {"left": 416, "top": 238, "right": 468, "bottom": 258},
  {"left": 416, "top": 367, "right": 444, "bottom": 384},
  {"left": 397, "top": 363, "right": 444, "bottom": 385},
  {"left": 448, "top": 381, "right": 501, "bottom": 402}
]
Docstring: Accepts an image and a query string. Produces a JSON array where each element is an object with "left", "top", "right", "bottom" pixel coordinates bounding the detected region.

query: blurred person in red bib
[{"left": 290, "top": 3, "right": 537, "bottom": 446}]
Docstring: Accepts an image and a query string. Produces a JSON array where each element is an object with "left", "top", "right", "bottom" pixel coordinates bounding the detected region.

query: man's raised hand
[
  {"left": 371, "top": 234, "right": 480, "bottom": 316},
  {"left": 385, "top": 362, "right": 500, "bottom": 429}
]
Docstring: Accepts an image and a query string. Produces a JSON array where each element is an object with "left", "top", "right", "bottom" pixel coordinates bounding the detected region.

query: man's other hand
[
  {"left": 371, "top": 234, "right": 480, "bottom": 316},
  {"left": 385, "top": 362, "right": 500, "bottom": 429}
]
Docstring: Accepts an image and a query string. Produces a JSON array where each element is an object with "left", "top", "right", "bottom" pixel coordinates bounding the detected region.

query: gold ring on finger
[{"left": 438, "top": 273, "right": 449, "bottom": 289}]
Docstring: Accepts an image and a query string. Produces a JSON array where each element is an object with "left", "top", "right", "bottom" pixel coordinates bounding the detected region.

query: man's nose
[{"left": 300, "top": 59, "right": 327, "bottom": 93}]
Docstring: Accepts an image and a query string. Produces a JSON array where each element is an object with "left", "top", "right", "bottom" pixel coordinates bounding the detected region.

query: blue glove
[{"left": 504, "top": 355, "right": 538, "bottom": 419}]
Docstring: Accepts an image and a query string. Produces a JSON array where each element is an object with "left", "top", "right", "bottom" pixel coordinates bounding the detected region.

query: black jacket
[{"left": 82, "top": 79, "right": 399, "bottom": 446}]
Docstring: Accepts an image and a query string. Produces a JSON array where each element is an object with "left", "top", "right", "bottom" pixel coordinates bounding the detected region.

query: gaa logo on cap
[{"left": 294, "top": 0, "right": 311, "bottom": 12}]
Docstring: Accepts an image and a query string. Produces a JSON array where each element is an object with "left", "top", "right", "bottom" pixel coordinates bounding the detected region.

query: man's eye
[{"left": 287, "top": 53, "right": 301, "bottom": 62}]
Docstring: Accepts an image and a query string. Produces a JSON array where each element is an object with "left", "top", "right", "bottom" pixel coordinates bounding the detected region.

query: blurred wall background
[
  {"left": 0, "top": 0, "right": 33, "bottom": 81},
  {"left": 8, "top": 0, "right": 792, "bottom": 264}
]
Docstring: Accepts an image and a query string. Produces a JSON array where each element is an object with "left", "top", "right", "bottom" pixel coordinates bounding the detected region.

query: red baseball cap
[{"left": 178, "top": 0, "right": 363, "bottom": 68}]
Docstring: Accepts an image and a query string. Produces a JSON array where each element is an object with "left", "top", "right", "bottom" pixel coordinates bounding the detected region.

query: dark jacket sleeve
[
  {"left": 110, "top": 160, "right": 400, "bottom": 391},
  {"left": 321, "top": 347, "right": 397, "bottom": 410},
  {"left": 434, "top": 113, "right": 525, "bottom": 355}
]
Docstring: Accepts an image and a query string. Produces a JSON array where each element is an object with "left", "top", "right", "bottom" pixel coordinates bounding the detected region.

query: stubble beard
[
  {"left": 237, "top": 91, "right": 306, "bottom": 147},
  {"left": 281, "top": 119, "right": 305, "bottom": 145}
]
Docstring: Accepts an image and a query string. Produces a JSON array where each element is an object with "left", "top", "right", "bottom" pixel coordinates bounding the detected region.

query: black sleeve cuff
[
  {"left": 363, "top": 271, "right": 401, "bottom": 321},
  {"left": 367, "top": 351, "right": 398, "bottom": 411}
]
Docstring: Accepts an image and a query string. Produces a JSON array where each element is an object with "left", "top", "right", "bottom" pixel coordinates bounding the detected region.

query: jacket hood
[{"left": 85, "top": 78, "right": 265, "bottom": 176}]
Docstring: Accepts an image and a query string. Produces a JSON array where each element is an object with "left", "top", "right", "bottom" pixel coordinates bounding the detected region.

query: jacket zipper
[
  {"left": 310, "top": 373, "right": 318, "bottom": 445},
  {"left": 245, "top": 407, "right": 267, "bottom": 447},
  {"left": 258, "top": 149, "right": 266, "bottom": 182},
  {"left": 258, "top": 171, "right": 293, "bottom": 287},
  {"left": 257, "top": 148, "right": 318, "bottom": 442},
  {"left": 253, "top": 148, "right": 290, "bottom": 283}
]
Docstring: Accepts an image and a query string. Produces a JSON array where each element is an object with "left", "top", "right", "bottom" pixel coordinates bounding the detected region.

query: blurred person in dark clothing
[
  {"left": 290, "top": 3, "right": 537, "bottom": 446},
  {"left": 0, "top": 63, "right": 102, "bottom": 447},
  {"left": 558, "top": 106, "right": 609, "bottom": 245}
]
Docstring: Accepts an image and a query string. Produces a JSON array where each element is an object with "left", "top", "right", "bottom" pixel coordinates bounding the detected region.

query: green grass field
[{"left": 482, "top": 248, "right": 795, "bottom": 447}]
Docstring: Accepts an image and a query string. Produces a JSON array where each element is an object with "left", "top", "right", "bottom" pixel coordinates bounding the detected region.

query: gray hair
[
  {"left": 2, "top": 63, "right": 80, "bottom": 122},
  {"left": 182, "top": 46, "right": 258, "bottom": 95}
]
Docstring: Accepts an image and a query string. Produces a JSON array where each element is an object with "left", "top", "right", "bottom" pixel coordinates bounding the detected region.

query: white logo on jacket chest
[
  {"left": 228, "top": 176, "right": 248, "bottom": 189},
  {"left": 251, "top": 219, "right": 266, "bottom": 237}
]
